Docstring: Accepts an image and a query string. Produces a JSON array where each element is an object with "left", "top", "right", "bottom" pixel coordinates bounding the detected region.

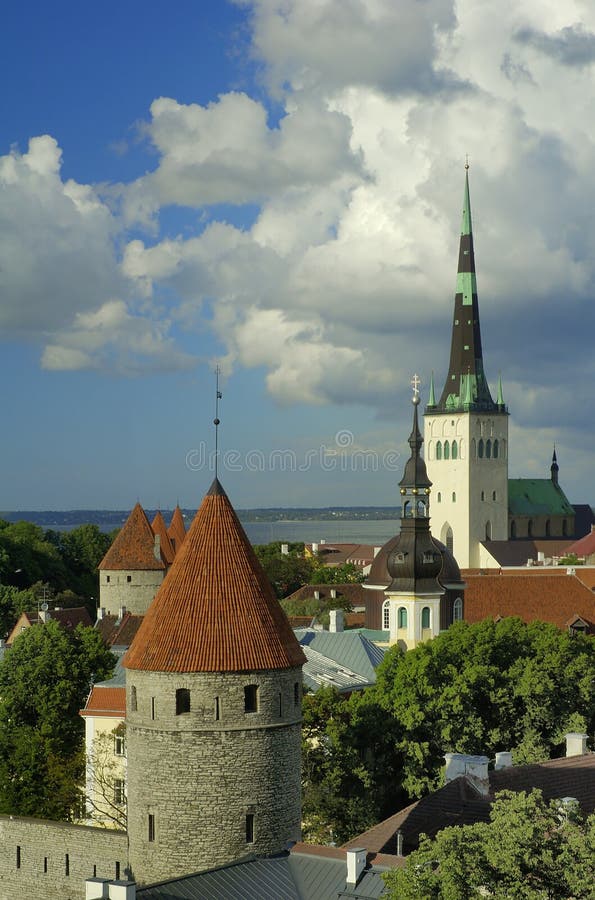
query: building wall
[
  {"left": 126, "top": 667, "right": 303, "bottom": 885},
  {"left": 384, "top": 592, "right": 442, "bottom": 650},
  {"left": 83, "top": 714, "right": 127, "bottom": 828},
  {"left": 424, "top": 412, "right": 509, "bottom": 568},
  {"left": 0, "top": 816, "right": 127, "bottom": 900},
  {"left": 99, "top": 570, "right": 164, "bottom": 616},
  {"left": 508, "top": 513, "right": 574, "bottom": 540}
]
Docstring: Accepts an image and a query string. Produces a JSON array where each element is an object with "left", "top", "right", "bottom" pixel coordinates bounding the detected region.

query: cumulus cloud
[{"left": 514, "top": 24, "right": 595, "bottom": 68}]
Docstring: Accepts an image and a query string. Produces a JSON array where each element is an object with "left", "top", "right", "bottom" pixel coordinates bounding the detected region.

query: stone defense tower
[
  {"left": 424, "top": 168, "right": 509, "bottom": 568},
  {"left": 98, "top": 503, "right": 166, "bottom": 616},
  {"left": 124, "top": 478, "right": 306, "bottom": 886}
]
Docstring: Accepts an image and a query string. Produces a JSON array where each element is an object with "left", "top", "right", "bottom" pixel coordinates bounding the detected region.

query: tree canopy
[
  {"left": 0, "top": 620, "right": 115, "bottom": 820},
  {"left": 383, "top": 789, "right": 595, "bottom": 899}
]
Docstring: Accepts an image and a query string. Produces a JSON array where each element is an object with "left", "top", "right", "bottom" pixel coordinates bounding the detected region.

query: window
[
  {"left": 452, "top": 440, "right": 458, "bottom": 459},
  {"left": 485, "top": 521, "right": 492, "bottom": 540},
  {"left": 114, "top": 734, "right": 125, "bottom": 756},
  {"left": 115, "top": 862, "right": 121, "bottom": 881},
  {"left": 16, "top": 846, "right": 21, "bottom": 869},
  {"left": 528, "top": 520, "right": 533, "bottom": 538},
  {"left": 246, "top": 813, "right": 255, "bottom": 843},
  {"left": 478, "top": 438, "right": 484, "bottom": 458},
  {"left": 445, "top": 526, "right": 454, "bottom": 552},
  {"left": 510, "top": 520, "right": 517, "bottom": 539},
  {"left": 444, "top": 440, "right": 450, "bottom": 460},
  {"left": 437, "top": 491, "right": 441, "bottom": 503},
  {"left": 421, "top": 607, "right": 431, "bottom": 629},
  {"left": 403, "top": 500, "right": 411, "bottom": 518},
  {"left": 44, "top": 858, "right": 48, "bottom": 875},
  {"left": 545, "top": 520, "right": 551, "bottom": 537},
  {"left": 244, "top": 684, "right": 258, "bottom": 713},
  {"left": 398, "top": 607, "right": 407, "bottom": 629},
  {"left": 106, "top": 575, "right": 110, "bottom": 583},
  {"left": 452, "top": 492, "right": 456, "bottom": 502},
  {"left": 492, "top": 491, "right": 497, "bottom": 501},
  {"left": 278, "top": 693, "right": 282, "bottom": 716},
  {"left": 148, "top": 814, "right": 155, "bottom": 842},
  {"left": 114, "top": 779, "right": 125, "bottom": 805},
  {"left": 215, "top": 696, "right": 220, "bottom": 720},
  {"left": 436, "top": 441, "right": 442, "bottom": 460},
  {"left": 294, "top": 683, "right": 300, "bottom": 706},
  {"left": 471, "top": 437, "right": 476, "bottom": 458},
  {"left": 151, "top": 696, "right": 156, "bottom": 720},
  {"left": 126, "top": 575, "right": 132, "bottom": 583},
  {"left": 176, "top": 688, "right": 191, "bottom": 715},
  {"left": 65, "top": 854, "right": 70, "bottom": 877},
  {"left": 130, "top": 686, "right": 137, "bottom": 712},
  {"left": 453, "top": 597, "right": 463, "bottom": 622},
  {"left": 493, "top": 439, "right": 499, "bottom": 459},
  {"left": 383, "top": 600, "right": 390, "bottom": 630},
  {"left": 481, "top": 491, "right": 485, "bottom": 501},
  {"left": 486, "top": 439, "right": 492, "bottom": 459}
]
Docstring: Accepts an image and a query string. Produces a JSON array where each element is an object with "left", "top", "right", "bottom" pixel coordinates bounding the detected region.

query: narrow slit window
[
  {"left": 246, "top": 813, "right": 255, "bottom": 843},
  {"left": 215, "top": 696, "right": 220, "bottom": 720},
  {"left": 294, "top": 683, "right": 299, "bottom": 706},
  {"left": 278, "top": 692, "right": 282, "bottom": 716},
  {"left": 151, "top": 696, "right": 156, "bottom": 720},
  {"left": 44, "top": 857, "right": 48, "bottom": 874},
  {"left": 16, "top": 846, "right": 21, "bottom": 869},
  {"left": 130, "top": 685, "right": 137, "bottom": 712},
  {"left": 65, "top": 854, "right": 70, "bottom": 877},
  {"left": 148, "top": 814, "right": 155, "bottom": 842},
  {"left": 115, "top": 861, "right": 120, "bottom": 880}
]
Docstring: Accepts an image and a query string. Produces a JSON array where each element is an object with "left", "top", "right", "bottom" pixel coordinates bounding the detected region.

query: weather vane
[
  {"left": 465, "top": 153, "right": 470, "bottom": 170},
  {"left": 411, "top": 373, "right": 421, "bottom": 404},
  {"left": 214, "top": 365, "right": 222, "bottom": 479}
]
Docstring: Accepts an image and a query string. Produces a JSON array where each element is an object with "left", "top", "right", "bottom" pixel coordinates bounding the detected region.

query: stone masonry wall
[
  {"left": 126, "top": 667, "right": 303, "bottom": 885},
  {"left": 0, "top": 816, "right": 128, "bottom": 900},
  {"left": 100, "top": 569, "right": 164, "bottom": 616}
]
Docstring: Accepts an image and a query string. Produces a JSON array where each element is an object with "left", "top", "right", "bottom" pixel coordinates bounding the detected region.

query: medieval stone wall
[
  {"left": 126, "top": 667, "right": 303, "bottom": 885},
  {"left": 99, "top": 569, "right": 164, "bottom": 616},
  {"left": 0, "top": 815, "right": 128, "bottom": 900}
]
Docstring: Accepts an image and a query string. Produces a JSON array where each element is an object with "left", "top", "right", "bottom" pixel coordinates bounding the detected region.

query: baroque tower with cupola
[
  {"left": 424, "top": 168, "right": 509, "bottom": 568},
  {"left": 123, "top": 478, "right": 306, "bottom": 886}
]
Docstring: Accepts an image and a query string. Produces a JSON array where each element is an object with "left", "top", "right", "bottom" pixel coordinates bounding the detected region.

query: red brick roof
[
  {"left": 151, "top": 511, "right": 175, "bottom": 566},
  {"left": 464, "top": 573, "right": 595, "bottom": 633},
  {"left": 80, "top": 685, "right": 126, "bottom": 717},
  {"left": 124, "top": 479, "right": 306, "bottom": 673},
  {"left": 566, "top": 529, "right": 595, "bottom": 558},
  {"left": 167, "top": 504, "right": 187, "bottom": 551},
  {"left": 99, "top": 503, "right": 164, "bottom": 571}
]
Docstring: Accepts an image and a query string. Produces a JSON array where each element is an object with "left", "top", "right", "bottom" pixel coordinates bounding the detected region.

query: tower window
[
  {"left": 453, "top": 597, "right": 463, "bottom": 622},
  {"left": 486, "top": 439, "right": 492, "bottom": 459},
  {"left": 437, "top": 492, "right": 441, "bottom": 503},
  {"left": 294, "top": 683, "right": 300, "bottom": 706},
  {"left": 127, "top": 575, "right": 132, "bottom": 583},
  {"left": 481, "top": 491, "right": 485, "bottom": 501},
  {"left": 114, "top": 779, "right": 125, "bottom": 805},
  {"left": 151, "top": 697, "right": 156, "bottom": 720},
  {"left": 492, "top": 490, "right": 497, "bottom": 501},
  {"left": 478, "top": 439, "right": 484, "bottom": 459},
  {"left": 528, "top": 520, "right": 533, "bottom": 538},
  {"left": 244, "top": 684, "right": 258, "bottom": 713},
  {"left": 65, "top": 854, "right": 69, "bottom": 877},
  {"left": 452, "top": 440, "right": 458, "bottom": 459},
  {"left": 175, "top": 688, "right": 190, "bottom": 715},
  {"left": 452, "top": 492, "right": 456, "bottom": 502},
  {"left": 436, "top": 441, "right": 442, "bottom": 460},
  {"left": 278, "top": 692, "right": 282, "bottom": 716},
  {"left": 16, "top": 846, "right": 21, "bottom": 869},
  {"left": 106, "top": 575, "right": 110, "bottom": 583},
  {"left": 421, "top": 607, "right": 431, "bottom": 630},
  {"left": 383, "top": 600, "right": 390, "bottom": 630},
  {"left": 246, "top": 813, "right": 255, "bottom": 843},
  {"left": 444, "top": 440, "right": 450, "bottom": 460},
  {"left": 215, "top": 696, "right": 220, "bottom": 720},
  {"left": 114, "top": 734, "right": 125, "bottom": 756},
  {"left": 510, "top": 520, "right": 517, "bottom": 539},
  {"left": 485, "top": 521, "right": 492, "bottom": 540},
  {"left": 493, "top": 439, "right": 499, "bottom": 459},
  {"left": 148, "top": 814, "right": 155, "bottom": 842},
  {"left": 398, "top": 607, "right": 407, "bottom": 629},
  {"left": 130, "top": 686, "right": 137, "bottom": 712},
  {"left": 446, "top": 527, "right": 454, "bottom": 552},
  {"left": 545, "top": 520, "right": 551, "bottom": 537}
]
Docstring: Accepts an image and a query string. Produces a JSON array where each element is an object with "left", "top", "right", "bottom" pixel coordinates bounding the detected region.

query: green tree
[
  {"left": 0, "top": 620, "right": 115, "bottom": 820},
  {"left": 383, "top": 789, "right": 595, "bottom": 899},
  {"left": 302, "top": 686, "right": 403, "bottom": 844},
  {"left": 0, "top": 584, "right": 38, "bottom": 636},
  {"left": 309, "top": 561, "right": 366, "bottom": 584},
  {"left": 374, "top": 618, "right": 595, "bottom": 797},
  {"left": 254, "top": 542, "right": 315, "bottom": 598}
]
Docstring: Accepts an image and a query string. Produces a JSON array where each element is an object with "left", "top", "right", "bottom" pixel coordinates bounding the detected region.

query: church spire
[
  {"left": 551, "top": 446, "right": 559, "bottom": 486},
  {"left": 434, "top": 166, "right": 497, "bottom": 413}
]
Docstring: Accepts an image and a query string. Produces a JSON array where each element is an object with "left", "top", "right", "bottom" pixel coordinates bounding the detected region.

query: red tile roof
[
  {"left": 167, "top": 504, "right": 187, "bottom": 552},
  {"left": 566, "top": 529, "right": 595, "bottom": 558},
  {"left": 95, "top": 612, "right": 145, "bottom": 647},
  {"left": 150, "top": 511, "right": 175, "bottom": 566},
  {"left": 124, "top": 479, "right": 307, "bottom": 673},
  {"left": 80, "top": 685, "right": 126, "bottom": 717},
  {"left": 99, "top": 503, "right": 164, "bottom": 571},
  {"left": 464, "top": 573, "right": 595, "bottom": 633}
]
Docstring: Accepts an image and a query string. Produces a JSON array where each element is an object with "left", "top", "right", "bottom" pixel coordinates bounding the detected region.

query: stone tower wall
[
  {"left": 99, "top": 569, "right": 164, "bottom": 616},
  {"left": 126, "top": 667, "right": 303, "bottom": 885}
]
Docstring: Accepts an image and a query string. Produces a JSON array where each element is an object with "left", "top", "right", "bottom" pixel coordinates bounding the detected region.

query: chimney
[
  {"left": 320, "top": 539, "right": 326, "bottom": 545},
  {"left": 444, "top": 753, "right": 490, "bottom": 796},
  {"left": 109, "top": 882, "right": 136, "bottom": 900},
  {"left": 97, "top": 607, "right": 106, "bottom": 621},
  {"left": 494, "top": 751, "right": 513, "bottom": 770},
  {"left": 281, "top": 543, "right": 289, "bottom": 555},
  {"left": 329, "top": 609, "right": 344, "bottom": 633},
  {"left": 118, "top": 606, "right": 127, "bottom": 621},
  {"left": 537, "top": 551, "right": 544, "bottom": 563},
  {"left": 312, "top": 543, "right": 318, "bottom": 554},
  {"left": 566, "top": 733, "right": 588, "bottom": 757},
  {"left": 373, "top": 546, "right": 381, "bottom": 557},
  {"left": 346, "top": 848, "right": 366, "bottom": 886},
  {"left": 330, "top": 588, "right": 337, "bottom": 599},
  {"left": 154, "top": 533, "right": 161, "bottom": 561},
  {"left": 85, "top": 879, "right": 109, "bottom": 899}
]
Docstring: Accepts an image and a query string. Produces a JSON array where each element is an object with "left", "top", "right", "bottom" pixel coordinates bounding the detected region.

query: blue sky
[{"left": 2, "top": 1, "right": 595, "bottom": 510}]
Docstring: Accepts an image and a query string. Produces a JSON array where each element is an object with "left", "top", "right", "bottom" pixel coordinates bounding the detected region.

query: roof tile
[
  {"left": 124, "top": 479, "right": 306, "bottom": 673},
  {"left": 167, "top": 504, "right": 187, "bottom": 552},
  {"left": 99, "top": 503, "right": 164, "bottom": 571},
  {"left": 151, "top": 511, "right": 175, "bottom": 566}
]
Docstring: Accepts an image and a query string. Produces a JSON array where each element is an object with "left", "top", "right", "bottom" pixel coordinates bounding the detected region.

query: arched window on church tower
[
  {"left": 486, "top": 439, "right": 492, "bottom": 459},
  {"left": 436, "top": 441, "right": 442, "bottom": 460},
  {"left": 485, "top": 521, "right": 492, "bottom": 540},
  {"left": 478, "top": 439, "right": 484, "bottom": 458},
  {"left": 444, "top": 440, "right": 450, "bottom": 460},
  {"left": 421, "top": 607, "right": 431, "bottom": 630},
  {"left": 452, "top": 440, "right": 458, "bottom": 459},
  {"left": 398, "top": 607, "right": 407, "bottom": 629},
  {"left": 382, "top": 599, "right": 390, "bottom": 631},
  {"left": 545, "top": 520, "right": 551, "bottom": 537},
  {"left": 510, "top": 520, "right": 516, "bottom": 539},
  {"left": 493, "top": 439, "right": 499, "bottom": 459},
  {"left": 445, "top": 526, "right": 453, "bottom": 552},
  {"left": 471, "top": 438, "right": 476, "bottom": 458},
  {"left": 453, "top": 597, "right": 463, "bottom": 622},
  {"left": 527, "top": 520, "right": 533, "bottom": 538},
  {"left": 562, "top": 519, "right": 568, "bottom": 537}
]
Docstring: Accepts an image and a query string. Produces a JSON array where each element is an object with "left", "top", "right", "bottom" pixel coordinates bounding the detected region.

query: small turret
[{"left": 551, "top": 447, "right": 559, "bottom": 487}]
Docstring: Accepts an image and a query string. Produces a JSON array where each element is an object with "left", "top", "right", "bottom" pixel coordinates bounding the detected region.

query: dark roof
[
  {"left": 136, "top": 846, "right": 400, "bottom": 899},
  {"left": 572, "top": 505, "right": 595, "bottom": 539},
  {"left": 284, "top": 583, "right": 366, "bottom": 606},
  {"left": 125, "top": 479, "right": 306, "bottom": 673},
  {"left": 508, "top": 479, "right": 575, "bottom": 517},
  {"left": 481, "top": 539, "right": 574, "bottom": 567},
  {"left": 464, "top": 572, "right": 595, "bottom": 633},
  {"left": 344, "top": 753, "right": 595, "bottom": 857},
  {"left": 366, "top": 535, "right": 463, "bottom": 590},
  {"left": 95, "top": 612, "right": 144, "bottom": 647},
  {"left": 99, "top": 503, "right": 164, "bottom": 571}
]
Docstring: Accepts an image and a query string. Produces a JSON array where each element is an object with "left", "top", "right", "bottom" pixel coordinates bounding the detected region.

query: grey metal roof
[
  {"left": 136, "top": 851, "right": 391, "bottom": 899},
  {"left": 95, "top": 650, "right": 126, "bottom": 687},
  {"left": 301, "top": 645, "right": 371, "bottom": 693},
  {"left": 296, "top": 630, "right": 386, "bottom": 685}
]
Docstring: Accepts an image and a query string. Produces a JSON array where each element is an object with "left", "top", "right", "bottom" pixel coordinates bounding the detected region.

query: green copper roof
[
  {"left": 508, "top": 479, "right": 575, "bottom": 517},
  {"left": 497, "top": 374, "right": 504, "bottom": 406},
  {"left": 428, "top": 371, "right": 436, "bottom": 406},
  {"left": 461, "top": 168, "right": 472, "bottom": 235}
]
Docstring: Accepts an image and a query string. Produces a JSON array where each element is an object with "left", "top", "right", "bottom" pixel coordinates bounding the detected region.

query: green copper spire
[
  {"left": 434, "top": 165, "right": 498, "bottom": 414},
  {"left": 428, "top": 371, "right": 436, "bottom": 407},
  {"left": 497, "top": 374, "right": 504, "bottom": 406}
]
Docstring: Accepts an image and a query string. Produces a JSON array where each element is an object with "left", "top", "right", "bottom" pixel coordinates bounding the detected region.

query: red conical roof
[
  {"left": 99, "top": 503, "right": 164, "bottom": 571},
  {"left": 151, "top": 511, "right": 175, "bottom": 566},
  {"left": 124, "top": 480, "right": 306, "bottom": 673},
  {"left": 167, "top": 504, "right": 187, "bottom": 553}
]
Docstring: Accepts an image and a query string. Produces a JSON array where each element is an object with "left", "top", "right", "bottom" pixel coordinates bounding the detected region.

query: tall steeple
[
  {"left": 551, "top": 446, "right": 559, "bottom": 486},
  {"left": 434, "top": 166, "right": 497, "bottom": 413}
]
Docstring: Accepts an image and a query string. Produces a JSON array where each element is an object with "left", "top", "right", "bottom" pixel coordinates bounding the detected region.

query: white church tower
[{"left": 424, "top": 167, "right": 508, "bottom": 568}]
